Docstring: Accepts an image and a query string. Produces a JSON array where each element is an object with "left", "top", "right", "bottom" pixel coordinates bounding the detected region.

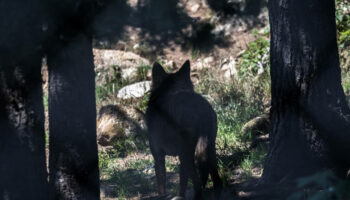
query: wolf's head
[{"left": 151, "top": 60, "right": 194, "bottom": 94}]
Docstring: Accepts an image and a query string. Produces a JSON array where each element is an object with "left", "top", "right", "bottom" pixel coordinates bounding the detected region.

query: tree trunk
[
  {"left": 262, "top": 0, "right": 350, "bottom": 184},
  {"left": 47, "top": 33, "right": 99, "bottom": 200},
  {"left": 0, "top": 59, "right": 48, "bottom": 200},
  {"left": 0, "top": 1, "right": 49, "bottom": 199}
]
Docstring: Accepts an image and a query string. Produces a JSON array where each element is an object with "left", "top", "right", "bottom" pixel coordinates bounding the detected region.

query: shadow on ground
[
  {"left": 100, "top": 168, "right": 180, "bottom": 199},
  {"left": 92, "top": 0, "right": 267, "bottom": 57}
]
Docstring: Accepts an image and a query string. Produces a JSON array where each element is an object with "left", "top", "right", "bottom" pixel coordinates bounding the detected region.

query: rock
[
  {"left": 163, "top": 60, "right": 177, "bottom": 70},
  {"left": 221, "top": 56, "right": 238, "bottom": 80},
  {"left": 190, "top": 3, "right": 200, "bottom": 12},
  {"left": 204, "top": 56, "right": 214, "bottom": 64},
  {"left": 209, "top": 15, "right": 220, "bottom": 24},
  {"left": 211, "top": 24, "right": 232, "bottom": 37},
  {"left": 133, "top": 43, "right": 140, "bottom": 50},
  {"left": 241, "top": 113, "right": 270, "bottom": 149},
  {"left": 117, "top": 81, "right": 151, "bottom": 99},
  {"left": 121, "top": 67, "right": 137, "bottom": 80},
  {"left": 97, "top": 105, "right": 145, "bottom": 146},
  {"left": 192, "top": 58, "right": 212, "bottom": 71},
  {"left": 171, "top": 196, "right": 185, "bottom": 200},
  {"left": 241, "top": 113, "right": 269, "bottom": 135},
  {"left": 93, "top": 49, "right": 150, "bottom": 81},
  {"left": 94, "top": 49, "right": 150, "bottom": 69}
]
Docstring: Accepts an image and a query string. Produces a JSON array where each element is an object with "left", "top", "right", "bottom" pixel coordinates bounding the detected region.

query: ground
[
  {"left": 94, "top": 0, "right": 271, "bottom": 199},
  {"left": 42, "top": 0, "right": 350, "bottom": 199}
]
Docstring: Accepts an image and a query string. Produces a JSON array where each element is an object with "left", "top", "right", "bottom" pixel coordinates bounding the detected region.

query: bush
[
  {"left": 288, "top": 171, "right": 350, "bottom": 200},
  {"left": 95, "top": 65, "right": 129, "bottom": 104},
  {"left": 336, "top": 0, "right": 350, "bottom": 50}
]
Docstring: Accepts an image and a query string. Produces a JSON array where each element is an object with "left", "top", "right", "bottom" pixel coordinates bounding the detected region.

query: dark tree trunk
[
  {"left": 262, "top": 0, "right": 350, "bottom": 183},
  {"left": 0, "top": 59, "right": 48, "bottom": 200},
  {"left": 0, "top": 1, "right": 49, "bottom": 199},
  {"left": 47, "top": 0, "right": 100, "bottom": 194},
  {"left": 47, "top": 1, "right": 99, "bottom": 199},
  {"left": 47, "top": 32, "right": 99, "bottom": 199}
]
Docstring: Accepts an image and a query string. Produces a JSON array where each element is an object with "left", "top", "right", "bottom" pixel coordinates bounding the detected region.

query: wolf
[{"left": 145, "top": 60, "right": 222, "bottom": 199}]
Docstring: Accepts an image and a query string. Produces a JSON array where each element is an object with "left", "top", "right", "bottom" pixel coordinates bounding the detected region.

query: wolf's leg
[
  {"left": 180, "top": 151, "right": 202, "bottom": 200},
  {"left": 179, "top": 154, "right": 189, "bottom": 197},
  {"left": 198, "top": 161, "right": 209, "bottom": 189},
  {"left": 208, "top": 146, "right": 223, "bottom": 197},
  {"left": 154, "top": 152, "right": 166, "bottom": 195}
]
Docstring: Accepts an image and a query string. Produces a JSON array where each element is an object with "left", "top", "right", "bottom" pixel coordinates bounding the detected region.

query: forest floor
[
  {"left": 94, "top": 0, "right": 273, "bottom": 199},
  {"left": 38, "top": 0, "right": 350, "bottom": 199}
]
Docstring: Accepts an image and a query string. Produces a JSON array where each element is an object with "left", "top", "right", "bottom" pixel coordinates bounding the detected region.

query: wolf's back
[{"left": 149, "top": 91, "right": 217, "bottom": 137}]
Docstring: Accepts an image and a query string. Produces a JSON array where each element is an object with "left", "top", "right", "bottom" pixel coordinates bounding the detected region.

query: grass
[
  {"left": 43, "top": 93, "right": 49, "bottom": 147},
  {"left": 95, "top": 65, "right": 129, "bottom": 105},
  {"left": 196, "top": 68, "right": 268, "bottom": 183},
  {"left": 96, "top": 2, "right": 350, "bottom": 198},
  {"left": 99, "top": 150, "right": 182, "bottom": 198},
  {"left": 97, "top": 36, "right": 272, "bottom": 197},
  {"left": 136, "top": 65, "right": 152, "bottom": 82}
]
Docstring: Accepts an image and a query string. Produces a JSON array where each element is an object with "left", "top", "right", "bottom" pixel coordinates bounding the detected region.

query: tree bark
[
  {"left": 47, "top": 1, "right": 100, "bottom": 194},
  {"left": 48, "top": 32, "right": 99, "bottom": 199},
  {"left": 0, "top": 1, "right": 49, "bottom": 199},
  {"left": 47, "top": 1, "right": 99, "bottom": 199},
  {"left": 262, "top": 0, "right": 350, "bottom": 184},
  {"left": 0, "top": 59, "right": 48, "bottom": 200}
]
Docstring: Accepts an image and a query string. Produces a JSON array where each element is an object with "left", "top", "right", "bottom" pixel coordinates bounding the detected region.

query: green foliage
[
  {"left": 239, "top": 146, "right": 266, "bottom": 171},
  {"left": 337, "top": 0, "right": 350, "bottom": 102},
  {"left": 136, "top": 92, "right": 150, "bottom": 113},
  {"left": 237, "top": 32, "right": 271, "bottom": 109},
  {"left": 339, "top": 29, "right": 350, "bottom": 50},
  {"left": 45, "top": 131, "right": 49, "bottom": 147},
  {"left": 43, "top": 94, "right": 49, "bottom": 147},
  {"left": 288, "top": 171, "right": 350, "bottom": 200},
  {"left": 193, "top": 31, "right": 272, "bottom": 181},
  {"left": 95, "top": 65, "right": 129, "bottom": 104},
  {"left": 195, "top": 67, "right": 268, "bottom": 181},
  {"left": 99, "top": 151, "right": 111, "bottom": 171},
  {"left": 336, "top": 0, "right": 350, "bottom": 49},
  {"left": 96, "top": 1, "right": 350, "bottom": 196},
  {"left": 133, "top": 43, "right": 156, "bottom": 61},
  {"left": 191, "top": 49, "right": 200, "bottom": 60},
  {"left": 106, "top": 165, "right": 154, "bottom": 199},
  {"left": 136, "top": 65, "right": 152, "bottom": 81},
  {"left": 125, "top": 159, "right": 154, "bottom": 170},
  {"left": 43, "top": 93, "right": 48, "bottom": 111},
  {"left": 239, "top": 37, "right": 270, "bottom": 80},
  {"left": 114, "top": 136, "right": 148, "bottom": 158}
]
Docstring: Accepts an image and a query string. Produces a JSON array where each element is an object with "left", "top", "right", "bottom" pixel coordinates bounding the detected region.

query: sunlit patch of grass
[
  {"left": 136, "top": 65, "right": 152, "bottom": 82},
  {"left": 194, "top": 65, "right": 269, "bottom": 183},
  {"left": 165, "top": 156, "right": 180, "bottom": 173},
  {"left": 238, "top": 145, "right": 267, "bottom": 180}
]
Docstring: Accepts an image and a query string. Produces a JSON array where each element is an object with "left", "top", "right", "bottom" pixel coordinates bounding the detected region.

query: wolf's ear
[
  {"left": 152, "top": 62, "right": 167, "bottom": 83},
  {"left": 178, "top": 60, "right": 191, "bottom": 79}
]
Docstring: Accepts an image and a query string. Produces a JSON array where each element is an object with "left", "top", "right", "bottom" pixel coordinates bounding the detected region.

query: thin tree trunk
[
  {"left": 262, "top": 0, "right": 350, "bottom": 184},
  {"left": 48, "top": 32, "right": 99, "bottom": 199}
]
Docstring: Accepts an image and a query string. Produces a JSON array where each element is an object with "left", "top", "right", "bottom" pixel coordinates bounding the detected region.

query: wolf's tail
[
  {"left": 195, "top": 136, "right": 208, "bottom": 163},
  {"left": 195, "top": 136, "right": 209, "bottom": 187}
]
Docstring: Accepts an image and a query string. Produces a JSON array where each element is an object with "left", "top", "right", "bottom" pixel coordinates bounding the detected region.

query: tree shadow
[
  {"left": 206, "top": 0, "right": 268, "bottom": 30},
  {"left": 181, "top": 21, "right": 231, "bottom": 54},
  {"left": 100, "top": 168, "right": 179, "bottom": 199},
  {"left": 205, "top": 0, "right": 241, "bottom": 16},
  {"left": 93, "top": 0, "right": 131, "bottom": 48},
  {"left": 91, "top": 0, "right": 232, "bottom": 56},
  {"left": 134, "top": 0, "right": 228, "bottom": 56},
  {"left": 91, "top": 0, "right": 269, "bottom": 57},
  {"left": 206, "top": 0, "right": 267, "bottom": 17}
]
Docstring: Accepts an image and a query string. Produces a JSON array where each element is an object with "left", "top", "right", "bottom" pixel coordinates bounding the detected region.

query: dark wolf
[{"left": 145, "top": 60, "right": 222, "bottom": 199}]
